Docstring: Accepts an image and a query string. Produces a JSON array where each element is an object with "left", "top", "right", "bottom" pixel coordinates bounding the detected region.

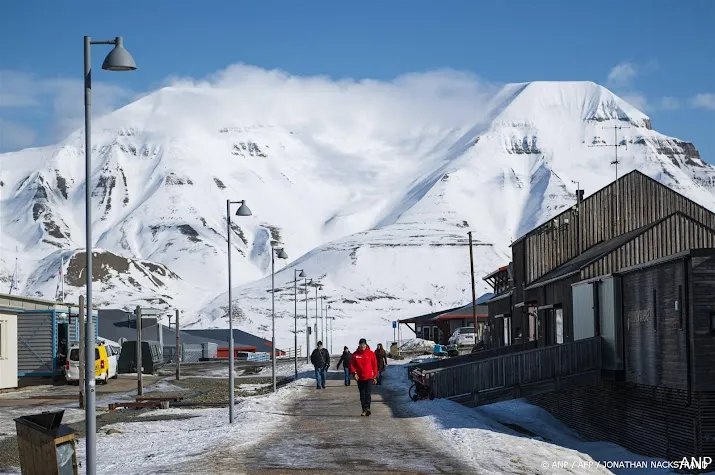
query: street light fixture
[
  {"left": 293, "top": 268, "right": 306, "bottom": 379},
  {"left": 83, "top": 35, "right": 136, "bottom": 475},
  {"left": 226, "top": 199, "right": 252, "bottom": 424},
  {"left": 271, "top": 246, "right": 288, "bottom": 392}
]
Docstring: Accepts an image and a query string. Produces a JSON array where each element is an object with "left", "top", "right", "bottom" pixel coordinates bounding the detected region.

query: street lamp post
[
  {"left": 313, "top": 282, "right": 322, "bottom": 348},
  {"left": 271, "top": 246, "right": 288, "bottom": 392},
  {"left": 83, "top": 35, "right": 136, "bottom": 475},
  {"left": 227, "top": 199, "right": 252, "bottom": 423},
  {"left": 305, "top": 278, "right": 311, "bottom": 363},
  {"left": 293, "top": 268, "right": 306, "bottom": 379}
]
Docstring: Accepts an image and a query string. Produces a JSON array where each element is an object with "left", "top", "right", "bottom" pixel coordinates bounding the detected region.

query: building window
[{"left": 555, "top": 309, "right": 564, "bottom": 344}]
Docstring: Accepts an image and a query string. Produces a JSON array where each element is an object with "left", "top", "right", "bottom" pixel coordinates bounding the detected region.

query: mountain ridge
[{"left": 0, "top": 77, "right": 711, "bottom": 349}]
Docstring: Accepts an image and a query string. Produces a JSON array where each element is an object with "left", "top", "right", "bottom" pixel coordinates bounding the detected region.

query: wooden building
[
  {"left": 399, "top": 295, "right": 491, "bottom": 345},
  {"left": 480, "top": 169, "right": 715, "bottom": 461}
]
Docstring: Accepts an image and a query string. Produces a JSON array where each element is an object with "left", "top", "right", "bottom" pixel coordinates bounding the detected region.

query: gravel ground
[{"left": 142, "top": 377, "right": 287, "bottom": 405}]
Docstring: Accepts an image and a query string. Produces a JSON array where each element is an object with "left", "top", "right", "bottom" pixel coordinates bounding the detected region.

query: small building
[
  {"left": 0, "top": 293, "right": 99, "bottom": 387},
  {"left": 183, "top": 329, "right": 283, "bottom": 357},
  {"left": 399, "top": 294, "right": 492, "bottom": 345}
]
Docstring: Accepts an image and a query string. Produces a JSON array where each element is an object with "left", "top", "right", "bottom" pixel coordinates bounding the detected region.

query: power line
[{"left": 589, "top": 125, "right": 630, "bottom": 235}]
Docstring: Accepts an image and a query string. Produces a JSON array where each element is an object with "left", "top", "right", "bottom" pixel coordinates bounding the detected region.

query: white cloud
[
  {"left": 621, "top": 93, "right": 649, "bottom": 112},
  {"left": 692, "top": 93, "right": 715, "bottom": 110},
  {"left": 607, "top": 62, "right": 638, "bottom": 88},
  {"left": 0, "top": 69, "right": 135, "bottom": 145},
  {"left": 0, "top": 118, "right": 37, "bottom": 150},
  {"left": 659, "top": 96, "right": 681, "bottom": 110}
]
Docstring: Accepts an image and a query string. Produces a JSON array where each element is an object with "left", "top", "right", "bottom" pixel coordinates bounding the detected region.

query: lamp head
[
  {"left": 101, "top": 37, "right": 137, "bottom": 71},
  {"left": 276, "top": 248, "right": 288, "bottom": 259},
  {"left": 298, "top": 270, "right": 306, "bottom": 278},
  {"left": 235, "top": 201, "right": 252, "bottom": 217}
]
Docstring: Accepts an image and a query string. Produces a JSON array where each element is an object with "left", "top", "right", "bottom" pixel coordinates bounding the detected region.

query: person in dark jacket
[
  {"left": 374, "top": 343, "right": 388, "bottom": 385},
  {"left": 336, "top": 346, "right": 352, "bottom": 386},
  {"left": 310, "top": 341, "right": 330, "bottom": 389}
]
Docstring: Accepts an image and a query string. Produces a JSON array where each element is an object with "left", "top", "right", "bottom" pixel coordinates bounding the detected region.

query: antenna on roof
[
  {"left": 589, "top": 125, "right": 630, "bottom": 235},
  {"left": 8, "top": 247, "right": 19, "bottom": 295}
]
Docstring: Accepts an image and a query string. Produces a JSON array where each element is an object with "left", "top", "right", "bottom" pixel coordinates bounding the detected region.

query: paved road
[{"left": 185, "top": 370, "right": 473, "bottom": 474}]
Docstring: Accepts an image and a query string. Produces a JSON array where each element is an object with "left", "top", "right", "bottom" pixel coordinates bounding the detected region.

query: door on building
[
  {"left": 527, "top": 306, "right": 538, "bottom": 341},
  {"left": 56, "top": 322, "right": 69, "bottom": 370}
]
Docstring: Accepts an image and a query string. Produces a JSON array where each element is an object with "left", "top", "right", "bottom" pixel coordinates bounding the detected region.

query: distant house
[
  {"left": 183, "top": 329, "right": 284, "bottom": 357},
  {"left": 399, "top": 293, "right": 492, "bottom": 345},
  {"left": 0, "top": 293, "right": 98, "bottom": 388}
]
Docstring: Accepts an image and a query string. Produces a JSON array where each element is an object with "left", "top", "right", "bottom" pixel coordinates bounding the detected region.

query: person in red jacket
[{"left": 349, "top": 338, "right": 378, "bottom": 416}]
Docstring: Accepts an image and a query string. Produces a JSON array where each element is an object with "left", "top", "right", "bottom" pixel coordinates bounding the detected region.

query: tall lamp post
[
  {"left": 313, "top": 281, "right": 322, "bottom": 348},
  {"left": 271, "top": 245, "right": 289, "bottom": 392},
  {"left": 83, "top": 35, "right": 136, "bottom": 475},
  {"left": 305, "top": 278, "right": 311, "bottom": 363},
  {"left": 293, "top": 268, "right": 306, "bottom": 379},
  {"left": 227, "top": 199, "right": 252, "bottom": 423}
]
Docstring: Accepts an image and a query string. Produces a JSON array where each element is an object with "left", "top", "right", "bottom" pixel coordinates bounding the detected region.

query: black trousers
[{"left": 357, "top": 379, "right": 373, "bottom": 409}]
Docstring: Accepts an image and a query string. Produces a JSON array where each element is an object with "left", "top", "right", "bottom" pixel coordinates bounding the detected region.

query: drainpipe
[{"left": 684, "top": 256, "right": 692, "bottom": 407}]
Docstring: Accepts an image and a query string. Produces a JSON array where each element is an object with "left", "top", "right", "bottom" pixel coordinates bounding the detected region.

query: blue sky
[{"left": 1, "top": 0, "right": 713, "bottom": 160}]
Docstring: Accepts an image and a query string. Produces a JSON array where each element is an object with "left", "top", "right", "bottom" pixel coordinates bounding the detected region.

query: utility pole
[
  {"left": 467, "top": 231, "right": 477, "bottom": 332},
  {"left": 78, "top": 295, "right": 85, "bottom": 409},
  {"left": 589, "top": 125, "right": 629, "bottom": 236},
  {"left": 175, "top": 309, "right": 180, "bottom": 381},
  {"left": 135, "top": 306, "right": 143, "bottom": 395}
]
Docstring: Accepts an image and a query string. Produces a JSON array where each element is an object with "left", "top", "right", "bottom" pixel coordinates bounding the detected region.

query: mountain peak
[{"left": 494, "top": 80, "right": 650, "bottom": 129}]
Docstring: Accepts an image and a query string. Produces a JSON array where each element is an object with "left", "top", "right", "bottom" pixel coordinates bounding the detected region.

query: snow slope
[{"left": 1, "top": 71, "right": 713, "bottom": 349}]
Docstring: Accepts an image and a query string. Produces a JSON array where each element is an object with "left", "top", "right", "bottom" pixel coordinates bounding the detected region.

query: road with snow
[{"left": 185, "top": 370, "right": 473, "bottom": 474}]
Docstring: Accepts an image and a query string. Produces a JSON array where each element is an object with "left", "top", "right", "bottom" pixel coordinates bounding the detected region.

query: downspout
[
  {"left": 52, "top": 310, "right": 57, "bottom": 374},
  {"left": 684, "top": 256, "right": 692, "bottom": 407}
]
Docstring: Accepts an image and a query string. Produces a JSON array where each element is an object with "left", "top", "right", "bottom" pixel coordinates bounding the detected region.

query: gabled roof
[
  {"left": 183, "top": 329, "right": 277, "bottom": 350},
  {"left": 510, "top": 169, "right": 715, "bottom": 248},
  {"left": 525, "top": 211, "right": 715, "bottom": 289}
]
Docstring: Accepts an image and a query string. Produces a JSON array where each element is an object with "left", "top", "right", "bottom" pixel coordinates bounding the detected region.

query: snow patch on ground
[{"left": 382, "top": 363, "right": 680, "bottom": 475}]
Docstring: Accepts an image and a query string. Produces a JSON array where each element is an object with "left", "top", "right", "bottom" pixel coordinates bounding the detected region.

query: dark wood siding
[
  {"left": 512, "top": 240, "right": 525, "bottom": 304},
  {"left": 581, "top": 213, "right": 715, "bottom": 280},
  {"left": 528, "top": 381, "right": 712, "bottom": 460},
  {"left": 518, "top": 171, "right": 715, "bottom": 286},
  {"left": 621, "top": 258, "right": 688, "bottom": 389},
  {"left": 689, "top": 254, "right": 715, "bottom": 392}
]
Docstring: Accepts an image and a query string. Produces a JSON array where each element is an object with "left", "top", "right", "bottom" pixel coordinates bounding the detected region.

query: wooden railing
[
  {"left": 406, "top": 340, "right": 538, "bottom": 378},
  {"left": 423, "top": 337, "right": 602, "bottom": 403}
]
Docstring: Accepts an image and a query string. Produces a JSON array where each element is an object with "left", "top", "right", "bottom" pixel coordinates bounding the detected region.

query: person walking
[
  {"left": 310, "top": 341, "right": 330, "bottom": 389},
  {"left": 374, "top": 343, "right": 388, "bottom": 385},
  {"left": 336, "top": 346, "right": 352, "bottom": 386},
  {"left": 349, "top": 338, "right": 378, "bottom": 416}
]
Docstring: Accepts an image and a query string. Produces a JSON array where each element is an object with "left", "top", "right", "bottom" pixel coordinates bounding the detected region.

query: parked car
[
  {"left": 448, "top": 327, "right": 477, "bottom": 346},
  {"left": 65, "top": 341, "right": 120, "bottom": 384}
]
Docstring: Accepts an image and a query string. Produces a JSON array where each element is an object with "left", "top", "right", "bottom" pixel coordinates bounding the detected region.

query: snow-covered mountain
[{"left": 1, "top": 75, "right": 712, "bottom": 351}]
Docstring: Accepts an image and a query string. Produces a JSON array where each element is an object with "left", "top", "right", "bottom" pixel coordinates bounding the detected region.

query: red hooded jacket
[{"left": 349, "top": 346, "right": 378, "bottom": 381}]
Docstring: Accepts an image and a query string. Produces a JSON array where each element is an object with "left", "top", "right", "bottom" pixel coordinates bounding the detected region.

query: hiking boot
[
  {"left": 365, "top": 409, "right": 371, "bottom": 417},
  {"left": 361, "top": 409, "right": 367, "bottom": 416}
]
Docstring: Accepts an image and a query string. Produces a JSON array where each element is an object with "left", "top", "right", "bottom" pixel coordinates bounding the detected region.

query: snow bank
[
  {"left": 381, "top": 364, "right": 681, "bottom": 475},
  {"left": 399, "top": 338, "right": 435, "bottom": 353}
]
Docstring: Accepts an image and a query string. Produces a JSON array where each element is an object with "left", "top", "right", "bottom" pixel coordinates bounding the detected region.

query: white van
[{"left": 65, "top": 341, "right": 120, "bottom": 383}]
